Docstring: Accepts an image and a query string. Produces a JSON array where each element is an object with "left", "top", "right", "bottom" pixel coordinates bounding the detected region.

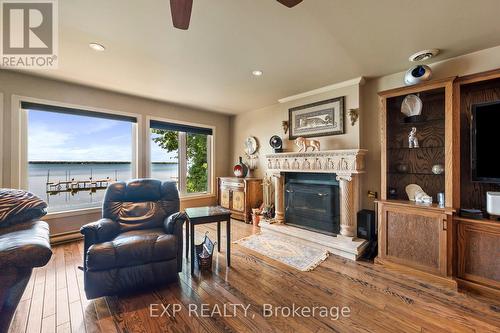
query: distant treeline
[{"left": 29, "top": 161, "right": 177, "bottom": 165}]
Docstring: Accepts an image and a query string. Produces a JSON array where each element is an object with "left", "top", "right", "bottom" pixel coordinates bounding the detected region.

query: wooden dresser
[{"left": 217, "top": 177, "right": 263, "bottom": 223}]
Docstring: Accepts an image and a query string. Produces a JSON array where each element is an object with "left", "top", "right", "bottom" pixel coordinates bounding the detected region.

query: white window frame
[
  {"left": 11, "top": 95, "right": 142, "bottom": 217},
  {"left": 145, "top": 115, "right": 215, "bottom": 199}
]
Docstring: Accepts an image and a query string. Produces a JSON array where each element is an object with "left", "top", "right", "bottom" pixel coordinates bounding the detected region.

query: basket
[{"left": 195, "top": 232, "right": 216, "bottom": 271}]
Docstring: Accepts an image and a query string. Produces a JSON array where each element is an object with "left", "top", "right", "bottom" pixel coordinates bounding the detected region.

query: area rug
[{"left": 234, "top": 232, "right": 329, "bottom": 271}]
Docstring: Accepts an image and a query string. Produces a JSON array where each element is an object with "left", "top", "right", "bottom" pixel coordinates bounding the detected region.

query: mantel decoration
[
  {"left": 294, "top": 137, "right": 320, "bottom": 152},
  {"left": 269, "top": 135, "right": 283, "bottom": 153},
  {"left": 288, "top": 96, "right": 345, "bottom": 139}
]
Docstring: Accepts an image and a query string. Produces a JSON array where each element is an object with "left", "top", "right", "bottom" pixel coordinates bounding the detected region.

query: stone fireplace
[{"left": 263, "top": 149, "right": 368, "bottom": 260}]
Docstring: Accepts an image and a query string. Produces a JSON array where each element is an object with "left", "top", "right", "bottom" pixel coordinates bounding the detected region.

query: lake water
[{"left": 29, "top": 162, "right": 178, "bottom": 212}]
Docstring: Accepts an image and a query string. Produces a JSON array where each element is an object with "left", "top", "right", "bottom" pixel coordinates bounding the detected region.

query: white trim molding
[{"left": 278, "top": 77, "right": 365, "bottom": 104}]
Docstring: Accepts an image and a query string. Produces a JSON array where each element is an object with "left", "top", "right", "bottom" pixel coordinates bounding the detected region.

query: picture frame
[{"left": 288, "top": 96, "right": 345, "bottom": 139}]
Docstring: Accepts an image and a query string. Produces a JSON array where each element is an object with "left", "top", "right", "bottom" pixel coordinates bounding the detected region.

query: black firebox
[{"left": 284, "top": 173, "right": 340, "bottom": 235}]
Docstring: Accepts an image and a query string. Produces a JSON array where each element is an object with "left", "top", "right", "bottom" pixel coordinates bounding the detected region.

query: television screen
[{"left": 471, "top": 101, "right": 500, "bottom": 182}]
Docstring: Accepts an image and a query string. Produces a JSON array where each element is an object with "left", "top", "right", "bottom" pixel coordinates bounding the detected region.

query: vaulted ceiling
[{"left": 19, "top": 0, "right": 500, "bottom": 113}]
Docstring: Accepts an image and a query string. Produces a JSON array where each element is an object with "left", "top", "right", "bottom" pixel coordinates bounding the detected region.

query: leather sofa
[
  {"left": 0, "top": 220, "right": 52, "bottom": 333},
  {"left": 80, "top": 179, "right": 187, "bottom": 299}
]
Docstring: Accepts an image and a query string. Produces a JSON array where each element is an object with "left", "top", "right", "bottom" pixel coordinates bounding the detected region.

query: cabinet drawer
[{"left": 221, "top": 180, "right": 244, "bottom": 189}]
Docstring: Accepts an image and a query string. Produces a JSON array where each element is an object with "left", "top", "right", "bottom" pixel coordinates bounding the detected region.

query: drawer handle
[{"left": 317, "top": 193, "right": 329, "bottom": 197}]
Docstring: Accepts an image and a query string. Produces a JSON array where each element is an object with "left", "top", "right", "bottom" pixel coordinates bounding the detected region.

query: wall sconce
[
  {"left": 282, "top": 120, "right": 289, "bottom": 134},
  {"left": 348, "top": 109, "right": 359, "bottom": 126}
]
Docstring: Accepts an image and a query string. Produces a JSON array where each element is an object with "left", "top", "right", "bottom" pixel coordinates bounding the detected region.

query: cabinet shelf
[
  {"left": 397, "top": 118, "right": 445, "bottom": 125},
  {"left": 387, "top": 146, "right": 445, "bottom": 150},
  {"left": 388, "top": 172, "right": 444, "bottom": 176}
]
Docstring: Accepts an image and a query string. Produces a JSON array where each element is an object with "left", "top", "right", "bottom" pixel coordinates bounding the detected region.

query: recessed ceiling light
[
  {"left": 252, "top": 70, "right": 263, "bottom": 77},
  {"left": 89, "top": 42, "right": 105, "bottom": 52},
  {"left": 409, "top": 49, "right": 439, "bottom": 62}
]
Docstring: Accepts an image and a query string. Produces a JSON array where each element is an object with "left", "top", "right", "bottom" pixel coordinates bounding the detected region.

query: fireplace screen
[{"left": 285, "top": 173, "right": 340, "bottom": 235}]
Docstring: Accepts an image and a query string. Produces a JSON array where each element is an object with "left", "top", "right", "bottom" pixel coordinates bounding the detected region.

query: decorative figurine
[
  {"left": 406, "top": 184, "right": 432, "bottom": 204},
  {"left": 294, "top": 136, "right": 320, "bottom": 152},
  {"left": 408, "top": 127, "right": 419, "bottom": 148}
]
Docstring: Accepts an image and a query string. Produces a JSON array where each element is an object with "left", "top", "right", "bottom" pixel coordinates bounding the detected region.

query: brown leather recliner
[
  {"left": 80, "top": 179, "right": 187, "bottom": 299},
  {"left": 0, "top": 220, "right": 52, "bottom": 333}
]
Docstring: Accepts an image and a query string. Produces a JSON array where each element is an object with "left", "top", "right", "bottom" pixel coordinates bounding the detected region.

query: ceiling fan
[{"left": 170, "top": 0, "right": 303, "bottom": 30}]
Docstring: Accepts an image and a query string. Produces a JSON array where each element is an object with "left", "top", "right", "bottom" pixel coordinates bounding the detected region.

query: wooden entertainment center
[{"left": 377, "top": 69, "right": 500, "bottom": 298}]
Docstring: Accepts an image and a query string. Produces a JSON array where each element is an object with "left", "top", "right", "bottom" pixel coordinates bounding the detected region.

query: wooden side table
[{"left": 185, "top": 206, "right": 231, "bottom": 274}]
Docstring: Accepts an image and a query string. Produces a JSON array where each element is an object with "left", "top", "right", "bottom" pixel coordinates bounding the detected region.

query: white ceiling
[{"left": 18, "top": 0, "right": 500, "bottom": 114}]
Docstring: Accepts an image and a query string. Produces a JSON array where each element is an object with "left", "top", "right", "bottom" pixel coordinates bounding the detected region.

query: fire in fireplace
[{"left": 284, "top": 173, "right": 340, "bottom": 235}]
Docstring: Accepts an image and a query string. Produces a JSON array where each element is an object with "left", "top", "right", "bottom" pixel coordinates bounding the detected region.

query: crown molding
[{"left": 278, "top": 76, "right": 365, "bottom": 104}]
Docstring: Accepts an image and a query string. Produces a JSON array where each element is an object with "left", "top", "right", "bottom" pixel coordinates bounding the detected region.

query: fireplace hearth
[{"left": 285, "top": 173, "right": 340, "bottom": 235}]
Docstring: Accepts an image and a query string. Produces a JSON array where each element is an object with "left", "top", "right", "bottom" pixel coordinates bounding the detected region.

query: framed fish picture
[{"left": 288, "top": 96, "right": 345, "bottom": 139}]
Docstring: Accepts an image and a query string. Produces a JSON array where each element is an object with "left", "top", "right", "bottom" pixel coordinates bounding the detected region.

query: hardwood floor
[{"left": 8, "top": 221, "right": 500, "bottom": 333}]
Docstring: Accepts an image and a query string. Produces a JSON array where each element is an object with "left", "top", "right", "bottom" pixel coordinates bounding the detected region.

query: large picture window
[
  {"left": 24, "top": 102, "right": 137, "bottom": 213},
  {"left": 150, "top": 120, "right": 212, "bottom": 195}
]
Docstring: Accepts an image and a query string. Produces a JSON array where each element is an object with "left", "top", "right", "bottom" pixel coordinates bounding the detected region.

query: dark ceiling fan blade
[
  {"left": 170, "top": 0, "right": 193, "bottom": 30},
  {"left": 276, "top": 0, "right": 303, "bottom": 8}
]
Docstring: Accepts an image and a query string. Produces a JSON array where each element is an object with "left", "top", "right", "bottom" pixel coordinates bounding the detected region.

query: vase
[{"left": 233, "top": 156, "right": 248, "bottom": 178}]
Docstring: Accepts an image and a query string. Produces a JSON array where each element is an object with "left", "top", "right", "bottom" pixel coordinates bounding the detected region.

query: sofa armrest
[
  {"left": 80, "top": 218, "right": 119, "bottom": 245},
  {"left": 0, "top": 220, "right": 52, "bottom": 269},
  {"left": 163, "top": 212, "right": 187, "bottom": 235},
  {"left": 163, "top": 212, "right": 187, "bottom": 272}
]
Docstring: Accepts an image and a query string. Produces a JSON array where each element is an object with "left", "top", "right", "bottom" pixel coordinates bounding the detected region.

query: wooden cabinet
[
  {"left": 377, "top": 78, "right": 457, "bottom": 285},
  {"left": 454, "top": 217, "right": 500, "bottom": 297},
  {"left": 377, "top": 200, "right": 452, "bottom": 278},
  {"left": 217, "top": 177, "right": 263, "bottom": 222}
]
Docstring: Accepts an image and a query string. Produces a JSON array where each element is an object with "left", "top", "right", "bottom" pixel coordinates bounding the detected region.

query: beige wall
[
  {"left": 0, "top": 70, "right": 230, "bottom": 235},
  {"left": 231, "top": 45, "right": 500, "bottom": 210},
  {"left": 229, "top": 82, "right": 362, "bottom": 176}
]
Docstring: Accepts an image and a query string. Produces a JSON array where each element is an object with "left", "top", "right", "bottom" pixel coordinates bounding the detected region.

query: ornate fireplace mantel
[
  {"left": 264, "top": 149, "right": 368, "bottom": 259},
  {"left": 265, "top": 149, "right": 367, "bottom": 176}
]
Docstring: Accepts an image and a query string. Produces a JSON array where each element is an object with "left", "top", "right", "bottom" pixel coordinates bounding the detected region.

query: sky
[{"left": 28, "top": 110, "right": 177, "bottom": 162}]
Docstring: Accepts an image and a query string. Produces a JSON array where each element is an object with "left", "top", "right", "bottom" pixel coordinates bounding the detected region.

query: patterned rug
[{"left": 234, "top": 231, "right": 329, "bottom": 271}]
